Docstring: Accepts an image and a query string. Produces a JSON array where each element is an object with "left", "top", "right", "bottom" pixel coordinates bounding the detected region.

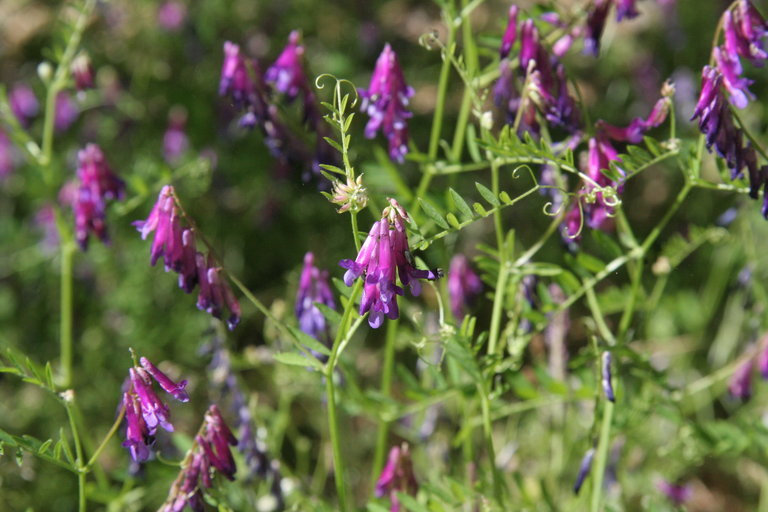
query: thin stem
[
  {"left": 60, "top": 241, "right": 75, "bottom": 388},
  {"left": 372, "top": 318, "right": 398, "bottom": 483},
  {"left": 64, "top": 398, "right": 87, "bottom": 512},
  {"left": 617, "top": 257, "right": 644, "bottom": 340},
  {"left": 487, "top": 248, "right": 509, "bottom": 356},
  {"left": 428, "top": 16, "right": 456, "bottom": 162},
  {"left": 490, "top": 159, "right": 504, "bottom": 250},
  {"left": 590, "top": 400, "right": 615, "bottom": 512},
  {"left": 85, "top": 406, "right": 126, "bottom": 470},
  {"left": 450, "top": 0, "right": 479, "bottom": 162},
  {"left": 585, "top": 287, "right": 616, "bottom": 346},
  {"left": 351, "top": 211, "right": 361, "bottom": 253},
  {"left": 478, "top": 383, "right": 505, "bottom": 506}
]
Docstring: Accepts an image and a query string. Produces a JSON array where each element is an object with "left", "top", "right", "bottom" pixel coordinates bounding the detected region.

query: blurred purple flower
[
  {"left": 157, "top": 1, "right": 187, "bottom": 32},
  {"left": 55, "top": 91, "right": 79, "bottom": 132},
  {"left": 602, "top": 351, "right": 615, "bottom": 402},
  {"left": 163, "top": 108, "right": 189, "bottom": 164},
  {"left": 615, "top": 0, "right": 640, "bottom": 21},
  {"left": 9, "top": 84, "right": 39, "bottom": 125},
  {"left": 159, "top": 404, "right": 237, "bottom": 511},
  {"left": 359, "top": 44, "right": 414, "bottom": 163},
  {"left": 725, "top": 1, "right": 768, "bottom": 66},
  {"left": 714, "top": 46, "right": 754, "bottom": 109},
  {"left": 375, "top": 444, "right": 418, "bottom": 512},
  {"left": 499, "top": 5, "right": 519, "bottom": 59},
  {"left": 73, "top": 144, "right": 124, "bottom": 249},
  {"left": 265, "top": 30, "right": 318, "bottom": 125},
  {"left": 759, "top": 341, "right": 768, "bottom": 379},
  {"left": 340, "top": 199, "right": 442, "bottom": 328},
  {"left": 71, "top": 53, "right": 95, "bottom": 92},
  {"left": 573, "top": 447, "right": 595, "bottom": 494},
  {"left": 296, "top": 252, "right": 336, "bottom": 353},
  {"left": 196, "top": 253, "right": 241, "bottom": 330},
  {"left": 729, "top": 358, "right": 753, "bottom": 400},
  {"left": 447, "top": 254, "right": 482, "bottom": 320},
  {"left": 584, "top": 0, "right": 611, "bottom": 56},
  {"left": 35, "top": 204, "right": 59, "bottom": 251},
  {"left": 657, "top": 480, "right": 692, "bottom": 506}
]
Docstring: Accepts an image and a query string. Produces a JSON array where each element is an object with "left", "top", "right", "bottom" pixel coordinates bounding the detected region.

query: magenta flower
[
  {"left": 121, "top": 357, "right": 188, "bottom": 463},
  {"left": 726, "top": 1, "right": 768, "bottom": 66},
  {"left": 657, "top": 480, "right": 692, "bottom": 506},
  {"left": 157, "top": 1, "right": 187, "bottom": 32},
  {"left": 615, "top": 0, "right": 640, "bottom": 21},
  {"left": 265, "top": 31, "right": 308, "bottom": 103},
  {"left": 159, "top": 405, "right": 238, "bottom": 512},
  {"left": 340, "top": 199, "right": 442, "bottom": 328},
  {"left": 375, "top": 444, "right": 418, "bottom": 512},
  {"left": 499, "top": 5, "right": 519, "bottom": 59},
  {"left": 714, "top": 46, "right": 754, "bottom": 109},
  {"left": 163, "top": 108, "right": 189, "bottom": 164},
  {"left": 359, "top": 44, "right": 414, "bottom": 163},
  {"left": 729, "top": 358, "right": 753, "bottom": 400},
  {"left": 296, "top": 252, "right": 336, "bottom": 350},
  {"left": 596, "top": 96, "right": 671, "bottom": 143},
  {"left": 447, "top": 254, "right": 482, "bottom": 320},
  {"left": 134, "top": 186, "right": 241, "bottom": 329},
  {"left": 9, "top": 84, "right": 38, "bottom": 126},
  {"left": 758, "top": 342, "right": 768, "bottom": 379}
]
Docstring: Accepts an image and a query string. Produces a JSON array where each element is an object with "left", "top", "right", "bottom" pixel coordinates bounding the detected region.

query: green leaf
[
  {"left": 419, "top": 198, "right": 450, "bottom": 230},
  {"left": 448, "top": 188, "right": 474, "bottom": 220},
  {"left": 475, "top": 182, "right": 500, "bottom": 206},
  {"left": 395, "top": 492, "right": 429, "bottom": 512},
  {"left": 319, "top": 163, "right": 345, "bottom": 176},
  {"left": 472, "top": 202, "right": 487, "bottom": 216},
  {"left": 575, "top": 252, "right": 606, "bottom": 274},
  {"left": 315, "top": 303, "right": 342, "bottom": 326},
  {"left": 519, "top": 263, "right": 563, "bottom": 277},
  {"left": 38, "top": 439, "right": 53, "bottom": 454},
  {"left": 323, "top": 137, "right": 343, "bottom": 154},
  {"left": 287, "top": 326, "right": 331, "bottom": 357},
  {"left": 445, "top": 212, "right": 461, "bottom": 229},
  {"left": 273, "top": 351, "right": 323, "bottom": 371},
  {"left": 466, "top": 124, "right": 482, "bottom": 163},
  {"left": 499, "top": 190, "right": 512, "bottom": 204}
]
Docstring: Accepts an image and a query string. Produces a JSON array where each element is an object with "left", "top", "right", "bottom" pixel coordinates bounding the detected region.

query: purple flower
[
  {"left": 121, "top": 357, "right": 188, "bottom": 463},
  {"left": 9, "top": 84, "right": 38, "bottom": 126},
  {"left": 140, "top": 357, "right": 189, "bottom": 402},
  {"left": 339, "top": 199, "right": 442, "bottom": 328},
  {"left": 159, "top": 405, "right": 238, "bottom": 512},
  {"left": 359, "top": 44, "right": 415, "bottom": 163},
  {"left": 573, "top": 448, "right": 595, "bottom": 494},
  {"left": 615, "top": 0, "right": 640, "bottom": 21},
  {"left": 55, "top": 91, "right": 79, "bottom": 132},
  {"left": 71, "top": 54, "right": 95, "bottom": 92},
  {"left": 596, "top": 96, "right": 671, "bottom": 143},
  {"left": 447, "top": 254, "right": 482, "bottom": 320},
  {"left": 265, "top": 31, "right": 308, "bottom": 102},
  {"left": 72, "top": 144, "right": 124, "bottom": 250},
  {"left": 713, "top": 46, "right": 754, "bottom": 109},
  {"left": 601, "top": 351, "right": 615, "bottom": 402},
  {"left": 163, "top": 108, "right": 189, "bottom": 164},
  {"left": 375, "top": 444, "right": 418, "bottom": 512},
  {"left": 157, "top": 1, "right": 187, "bottom": 32},
  {"left": 296, "top": 252, "right": 336, "bottom": 351},
  {"left": 584, "top": 0, "right": 611, "bottom": 56},
  {"left": 499, "top": 5, "right": 519, "bottom": 59},
  {"left": 726, "top": 1, "right": 768, "bottom": 66},
  {"left": 219, "top": 41, "right": 257, "bottom": 108},
  {"left": 729, "top": 358, "right": 753, "bottom": 400},
  {"left": 758, "top": 341, "right": 768, "bottom": 379},
  {"left": 196, "top": 253, "right": 241, "bottom": 330},
  {"left": 657, "top": 480, "right": 692, "bottom": 506}
]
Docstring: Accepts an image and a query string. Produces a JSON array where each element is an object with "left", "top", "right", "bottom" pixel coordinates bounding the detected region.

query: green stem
[
  {"left": 617, "top": 257, "right": 643, "bottom": 340},
  {"left": 60, "top": 242, "right": 75, "bottom": 388},
  {"left": 351, "top": 212, "right": 361, "bottom": 253},
  {"left": 85, "top": 405, "right": 126, "bottom": 470},
  {"left": 487, "top": 245, "right": 509, "bottom": 356},
  {"left": 490, "top": 159, "right": 504, "bottom": 250},
  {"left": 427, "top": 16, "right": 455, "bottom": 162},
  {"left": 64, "top": 398, "right": 87, "bottom": 512},
  {"left": 450, "top": 0, "right": 479, "bottom": 162},
  {"left": 590, "top": 401, "right": 614, "bottom": 512},
  {"left": 478, "top": 383, "right": 505, "bottom": 506},
  {"left": 372, "top": 318, "right": 398, "bottom": 482}
]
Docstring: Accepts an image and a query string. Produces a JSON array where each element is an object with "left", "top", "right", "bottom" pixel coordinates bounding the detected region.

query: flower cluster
[
  {"left": 727, "top": 340, "right": 768, "bottom": 400},
  {"left": 265, "top": 30, "right": 318, "bottom": 124},
  {"left": 584, "top": 0, "right": 640, "bottom": 56},
  {"left": 691, "top": 1, "right": 768, "bottom": 218},
  {"left": 159, "top": 405, "right": 238, "bottom": 512},
  {"left": 375, "top": 443, "right": 418, "bottom": 512},
  {"left": 494, "top": 17, "right": 581, "bottom": 137},
  {"left": 340, "top": 199, "right": 442, "bottom": 328},
  {"left": 359, "top": 44, "right": 414, "bottom": 163},
  {"left": 134, "top": 185, "right": 241, "bottom": 329},
  {"left": 71, "top": 143, "right": 125, "bottom": 250},
  {"left": 447, "top": 254, "right": 482, "bottom": 320},
  {"left": 122, "top": 356, "right": 189, "bottom": 463},
  {"left": 296, "top": 252, "right": 336, "bottom": 352}
]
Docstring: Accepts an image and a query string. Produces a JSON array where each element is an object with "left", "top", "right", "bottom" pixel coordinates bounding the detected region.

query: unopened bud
[{"left": 37, "top": 62, "right": 54, "bottom": 83}]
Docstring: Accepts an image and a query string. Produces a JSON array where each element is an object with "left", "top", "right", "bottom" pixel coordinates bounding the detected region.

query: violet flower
[
  {"left": 121, "top": 357, "right": 188, "bottom": 463},
  {"left": 728, "top": 358, "right": 753, "bottom": 400},
  {"left": 726, "top": 1, "right": 768, "bottom": 66},
  {"left": 157, "top": 1, "right": 187, "bottom": 32},
  {"left": 296, "top": 252, "right": 336, "bottom": 351},
  {"left": 601, "top": 351, "right": 615, "bottom": 402},
  {"left": 265, "top": 31, "right": 313, "bottom": 110},
  {"left": 573, "top": 447, "right": 595, "bottom": 494},
  {"left": 447, "top": 254, "right": 482, "bottom": 320},
  {"left": 657, "top": 480, "right": 692, "bottom": 506},
  {"left": 375, "top": 444, "right": 418, "bottom": 512},
  {"left": 615, "top": 0, "right": 640, "bottom": 21},
  {"left": 219, "top": 41, "right": 256, "bottom": 108},
  {"left": 499, "top": 5, "right": 519, "bottom": 59},
  {"left": 54, "top": 91, "right": 79, "bottom": 132},
  {"left": 9, "top": 84, "right": 38, "bottom": 126},
  {"left": 584, "top": 0, "right": 611, "bottom": 56},
  {"left": 359, "top": 44, "right": 415, "bottom": 163},
  {"left": 159, "top": 404, "right": 238, "bottom": 512},
  {"left": 596, "top": 96, "right": 671, "bottom": 143},
  {"left": 163, "top": 108, "right": 190, "bottom": 164},
  {"left": 339, "top": 199, "right": 442, "bottom": 328},
  {"left": 196, "top": 253, "right": 241, "bottom": 330}
]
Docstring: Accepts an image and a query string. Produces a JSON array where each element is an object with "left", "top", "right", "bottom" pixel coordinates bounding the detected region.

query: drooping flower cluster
[
  {"left": 265, "top": 30, "right": 318, "bottom": 125},
  {"left": 375, "top": 443, "right": 418, "bottom": 512},
  {"left": 447, "top": 254, "right": 482, "bottom": 320},
  {"left": 296, "top": 252, "right": 336, "bottom": 353},
  {"left": 584, "top": 0, "right": 641, "bottom": 56},
  {"left": 134, "top": 185, "right": 241, "bottom": 329},
  {"left": 122, "top": 356, "right": 189, "bottom": 463},
  {"left": 70, "top": 143, "right": 125, "bottom": 250},
  {"left": 691, "top": 2, "right": 768, "bottom": 218},
  {"left": 494, "top": 17, "right": 581, "bottom": 137},
  {"left": 359, "top": 44, "right": 414, "bottom": 163},
  {"left": 340, "top": 199, "right": 442, "bottom": 328},
  {"left": 159, "top": 405, "right": 238, "bottom": 512}
]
